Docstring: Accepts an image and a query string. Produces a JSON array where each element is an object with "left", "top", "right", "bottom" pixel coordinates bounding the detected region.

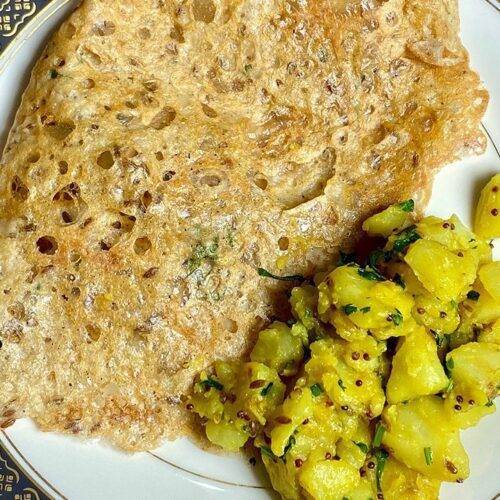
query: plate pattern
[
  {"left": 0, "top": 445, "right": 49, "bottom": 500},
  {"left": 0, "top": 0, "right": 498, "bottom": 498}
]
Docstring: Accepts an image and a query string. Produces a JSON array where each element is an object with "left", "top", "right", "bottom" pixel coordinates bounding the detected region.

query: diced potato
[
  {"left": 386, "top": 325, "right": 448, "bottom": 404},
  {"left": 330, "top": 309, "right": 367, "bottom": 342},
  {"left": 418, "top": 214, "right": 491, "bottom": 265},
  {"left": 323, "top": 359, "right": 385, "bottom": 418},
  {"left": 205, "top": 421, "right": 248, "bottom": 452},
  {"left": 474, "top": 173, "right": 500, "bottom": 239},
  {"left": 362, "top": 203, "right": 412, "bottom": 237},
  {"left": 382, "top": 396, "right": 469, "bottom": 481},
  {"left": 412, "top": 293, "right": 459, "bottom": 334},
  {"left": 478, "top": 318, "right": 500, "bottom": 344},
  {"left": 386, "top": 261, "right": 427, "bottom": 296},
  {"left": 445, "top": 396, "right": 495, "bottom": 429},
  {"left": 478, "top": 261, "right": 500, "bottom": 302},
  {"left": 251, "top": 322, "right": 304, "bottom": 376},
  {"left": 446, "top": 342, "right": 500, "bottom": 406},
  {"left": 230, "top": 362, "right": 285, "bottom": 425},
  {"left": 290, "top": 285, "right": 319, "bottom": 331},
  {"left": 343, "top": 335, "right": 386, "bottom": 373},
  {"left": 381, "top": 457, "right": 441, "bottom": 500},
  {"left": 261, "top": 454, "right": 301, "bottom": 500},
  {"left": 305, "top": 338, "right": 341, "bottom": 381},
  {"left": 299, "top": 458, "right": 360, "bottom": 500},
  {"left": 270, "top": 387, "right": 314, "bottom": 456},
  {"left": 329, "top": 265, "right": 374, "bottom": 306},
  {"left": 336, "top": 420, "right": 371, "bottom": 469},
  {"left": 190, "top": 372, "right": 225, "bottom": 421},
  {"left": 317, "top": 282, "right": 332, "bottom": 316},
  {"left": 405, "top": 239, "right": 477, "bottom": 302}
]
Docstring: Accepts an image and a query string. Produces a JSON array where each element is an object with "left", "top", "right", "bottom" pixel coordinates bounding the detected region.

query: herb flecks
[
  {"left": 199, "top": 377, "right": 223, "bottom": 391},
  {"left": 338, "top": 379, "right": 346, "bottom": 391},
  {"left": 261, "top": 382, "right": 274, "bottom": 397},
  {"left": 257, "top": 268, "right": 306, "bottom": 282},
  {"left": 388, "top": 309, "right": 403, "bottom": 326},
  {"left": 374, "top": 448, "right": 389, "bottom": 490},
  {"left": 372, "top": 422, "right": 386, "bottom": 447},
  {"left": 186, "top": 237, "right": 219, "bottom": 276},
  {"left": 358, "top": 266, "right": 385, "bottom": 282},
  {"left": 354, "top": 441, "right": 369, "bottom": 454},
  {"left": 343, "top": 304, "right": 358, "bottom": 316},
  {"left": 424, "top": 446, "right": 433, "bottom": 465},
  {"left": 338, "top": 251, "right": 357, "bottom": 266},
  {"left": 392, "top": 225, "right": 420, "bottom": 253},
  {"left": 310, "top": 383, "right": 324, "bottom": 397},
  {"left": 398, "top": 199, "right": 415, "bottom": 212}
]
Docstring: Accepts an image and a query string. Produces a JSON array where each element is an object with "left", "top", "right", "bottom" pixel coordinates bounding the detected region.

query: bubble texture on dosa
[{"left": 0, "top": 0, "right": 487, "bottom": 450}]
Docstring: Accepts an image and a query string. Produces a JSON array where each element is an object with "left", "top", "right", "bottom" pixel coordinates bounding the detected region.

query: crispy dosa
[{"left": 0, "top": 0, "right": 487, "bottom": 450}]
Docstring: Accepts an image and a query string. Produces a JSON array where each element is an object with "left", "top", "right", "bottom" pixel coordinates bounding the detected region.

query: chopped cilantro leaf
[
  {"left": 446, "top": 357, "right": 454, "bottom": 371},
  {"left": 282, "top": 435, "right": 296, "bottom": 458},
  {"left": 374, "top": 448, "right": 389, "bottom": 490},
  {"left": 398, "top": 199, "right": 415, "bottom": 212},
  {"left": 261, "top": 382, "right": 274, "bottom": 396},
  {"left": 358, "top": 266, "right": 385, "bottom": 281},
  {"left": 310, "top": 383, "right": 324, "bottom": 397},
  {"left": 373, "top": 422, "right": 386, "bottom": 447},
  {"left": 338, "top": 379, "right": 346, "bottom": 391},
  {"left": 360, "top": 306, "right": 371, "bottom": 314},
  {"left": 260, "top": 446, "right": 277, "bottom": 461},
  {"left": 199, "top": 377, "right": 223, "bottom": 391},
  {"left": 353, "top": 441, "right": 369, "bottom": 454},
  {"left": 393, "top": 273, "right": 406, "bottom": 289},
  {"left": 49, "top": 69, "right": 59, "bottom": 79},
  {"left": 338, "top": 251, "right": 358, "bottom": 266},
  {"left": 257, "top": 268, "right": 306, "bottom": 282},
  {"left": 424, "top": 447, "right": 433, "bottom": 465},
  {"left": 343, "top": 304, "right": 358, "bottom": 315},
  {"left": 467, "top": 290, "right": 480, "bottom": 301},
  {"left": 445, "top": 378, "right": 454, "bottom": 393},
  {"left": 388, "top": 309, "right": 403, "bottom": 326},
  {"left": 392, "top": 225, "right": 421, "bottom": 253},
  {"left": 486, "top": 399, "right": 494, "bottom": 407}
]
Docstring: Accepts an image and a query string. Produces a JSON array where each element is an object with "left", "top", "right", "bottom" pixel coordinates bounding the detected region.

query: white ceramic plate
[{"left": 0, "top": 1, "right": 499, "bottom": 498}]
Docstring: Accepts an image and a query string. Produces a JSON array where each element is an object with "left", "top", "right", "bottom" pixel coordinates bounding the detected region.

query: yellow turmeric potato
[
  {"left": 299, "top": 458, "right": 360, "bottom": 500},
  {"left": 205, "top": 421, "right": 248, "bottom": 452},
  {"left": 445, "top": 397, "right": 495, "bottom": 430},
  {"left": 405, "top": 239, "right": 477, "bottom": 302},
  {"left": 323, "top": 359, "right": 385, "bottom": 418},
  {"left": 270, "top": 387, "right": 314, "bottom": 456},
  {"left": 261, "top": 453, "right": 302, "bottom": 500},
  {"left": 251, "top": 322, "right": 304, "bottom": 376},
  {"left": 382, "top": 396, "right": 469, "bottom": 482},
  {"left": 412, "top": 293, "right": 460, "bottom": 334},
  {"left": 446, "top": 342, "right": 500, "bottom": 406},
  {"left": 478, "top": 318, "right": 500, "bottom": 344},
  {"left": 478, "top": 261, "right": 500, "bottom": 302},
  {"left": 362, "top": 202, "right": 413, "bottom": 237},
  {"left": 386, "top": 325, "right": 448, "bottom": 404},
  {"left": 290, "top": 285, "right": 321, "bottom": 332},
  {"left": 342, "top": 335, "right": 386, "bottom": 373},
  {"left": 381, "top": 457, "right": 441, "bottom": 500},
  {"left": 386, "top": 261, "right": 427, "bottom": 296},
  {"left": 418, "top": 214, "right": 491, "bottom": 265},
  {"left": 474, "top": 173, "right": 500, "bottom": 239},
  {"left": 336, "top": 420, "right": 371, "bottom": 469},
  {"left": 330, "top": 309, "right": 367, "bottom": 342}
]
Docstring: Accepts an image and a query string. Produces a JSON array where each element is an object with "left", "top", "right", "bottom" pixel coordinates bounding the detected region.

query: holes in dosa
[
  {"left": 138, "top": 27, "right": 151, "bottom": 40},
  {"left": 163, "top": 170, "right": 176, "bottom": 181},
  {"left": 140, "top": 191, "right": 153, "bottom": 211},
  {"left": 254, "top": 177, "right": 268, "bottom": 190},
  {"left": 96, "top": 150, "right": 114, "bottom": 169},
  {"left": 36, "top": 236, "right": 58, "bottom": 255},
  {"left": 58, "top": 161, "right": 69, "bottom": 174},
  {"left": 89, "top": 211, "right": 136, "bottom": 251},
  {"left": 149, "top": 106, "right": 176, "bottom": 130},
  {"left": 52, "top": 183, "right": 87, "bottom": 226},
  {"left": 11, "top": 176, "right": 29, "bottom": 201},
  {"left": 278, "top": 237, "right": 289, "bottom": 251},
  {"left": 192, "top": 0, "right": 216, "bottom": 23},
  {"left": 92, "top": 21, "right": 116, "bottom": 36},
  {"left": 134, "top": 237, "right": 152, "bottom": 255},
  {"left": 85, "top": 324, "right": 101, "bottom": 342},
  {"left": 143, "top": 80, "right": 159, "bottom": 92},
  {"left": 261, "top": 148, "right": 337, "bottom": 209},
  {"left": 201, "top": 103, "right": 218, "bottom": 118},
  {"left": 170, "top": 23, "right": 185, "bottom": 43},
  {"left": 45, "top": 120, "right": 75, "bottom": 140},
  {"left": 27, "top": 152, "right": 40, "bottom": 163}
]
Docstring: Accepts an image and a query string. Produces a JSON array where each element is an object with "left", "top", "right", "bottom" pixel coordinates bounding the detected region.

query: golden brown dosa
[{"left": 0, "top": 0, "right": 487, "bottom": 450}]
